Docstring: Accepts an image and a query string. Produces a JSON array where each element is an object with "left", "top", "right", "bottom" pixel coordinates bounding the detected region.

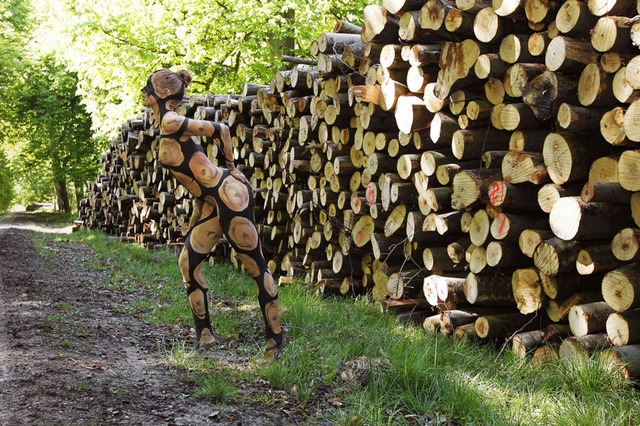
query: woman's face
[{"left": 141, "top": 74, "right": 157, "bottom": 106}]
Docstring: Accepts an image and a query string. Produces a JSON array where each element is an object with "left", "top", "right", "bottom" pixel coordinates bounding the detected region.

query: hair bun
[{"left": 176, "top": 70, "right": 192, "bottom": 88}]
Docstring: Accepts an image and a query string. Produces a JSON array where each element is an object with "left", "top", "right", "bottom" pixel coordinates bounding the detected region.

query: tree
[
  {"left": 38, "top": 0, "right": 371, "bottom": 137},
  {"left": 10, "top": 55, "right": 100, "bottom": 212}
]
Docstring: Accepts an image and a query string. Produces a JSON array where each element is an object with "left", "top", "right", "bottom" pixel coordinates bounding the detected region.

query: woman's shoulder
[{"left": 161, "top": 111, "right": 186, "bottom": 134}]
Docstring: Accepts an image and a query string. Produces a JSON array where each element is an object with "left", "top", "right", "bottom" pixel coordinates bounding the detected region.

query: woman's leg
[
  {"left": 179, "top": 200, "right": 221, "bottom": 349},
  {"left": 213, "top": 175, "right": 287, "bottom": 360}
]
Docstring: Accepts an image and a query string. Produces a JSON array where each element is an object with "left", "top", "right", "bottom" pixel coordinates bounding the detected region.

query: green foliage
[
  {"left": 41, "top": 0, "right": 372, "bottom": 137},
  {"left": 8, "top": 55, "right": 102, "bottom": 209},
  {"left": 0, "top": 149, "right": 15, "bottom": 211}
]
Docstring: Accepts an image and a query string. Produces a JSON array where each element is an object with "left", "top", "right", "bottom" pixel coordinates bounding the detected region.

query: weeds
[{"left": 37, "top": 228, "right": 640, "bottom": 425}]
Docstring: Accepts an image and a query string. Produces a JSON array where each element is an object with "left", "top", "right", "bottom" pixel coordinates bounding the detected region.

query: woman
[{"left": 141, "top": 69, "right": 287, "bottom": 361}]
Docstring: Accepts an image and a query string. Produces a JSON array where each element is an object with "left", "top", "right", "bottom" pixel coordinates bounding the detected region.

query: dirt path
[{"left": 0, "top": 213, "right": 289, "bottom": 425}]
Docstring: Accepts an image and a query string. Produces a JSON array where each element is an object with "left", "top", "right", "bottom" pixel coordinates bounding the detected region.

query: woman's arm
[{"left": 183, "top": 117, "right": 249, "bottom": 184}]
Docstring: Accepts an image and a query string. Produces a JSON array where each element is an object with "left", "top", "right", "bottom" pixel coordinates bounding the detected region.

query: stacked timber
[{"left": 77, "top": 0, "right": 640, "bottom": 375}]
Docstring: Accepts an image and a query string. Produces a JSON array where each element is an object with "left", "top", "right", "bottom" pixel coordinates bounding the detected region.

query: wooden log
[
  {"left": 569, "top": 301, "right": 615, "bottom": 337},
  {"left": 533, "top": 237, "right": 581, "bottom": 276},
  {"left": 522, "top": 70, "right": 580, "bottom": 122},
  {"left": 451, "top": 168, "right": 503, "bottom": 210},
  {"left": 555, "top": 0, "right": 598, "bottom": 38},
  {"left": 361, "top": 5, "right": 401, "bottom": 43},
  {"left": 546, "top": 291, "right": 602, "bottom": 322},
  {"left": 578, "top": 63, "right": 617, "bottom": 107},
  {"left": 540, "top": 271, "right": 601, "bottom": 300},
  {"left": 580, "top": 182, "right": 632, "bottom": 204},
  {"left": 577, "top": 244, "right": 630, "bottom": 275},
  {"left": 623, "top": 99, "right": 640, "bottom": 142},
  {"left": 486, "top": 241, "right": 530, "bottom": 268},
  {"left": 607, "top": 311, "right": 640, "bottom": 347},
  {"left": 549, "top": 197, "right": 633, "bottom": 241},
  {"left": 611, "top": 228, "right": 640, "bottom": 262},
  {"left": 537, "top": 183, "right": 583, "bottom": 213},
  {"left": 464, "top": 272, "right": 515, "bottom": 305},
  {"left": 602, "top": 263, "right": 640, "bottom": 311},
  {"left": 475, "top": 312, "right": 541, "bottom": 338},
  {"left": 469, "top": 209, "right": 491, "bottom": 247},
  {"left": 519, "top": 229, "right": 555, "bottom": 258},
  {"left": 543, "top": 132, "right": 612, "bottom": 186},
  {"left": 545, "top": 36, "right": 600, "bottom": 74},
  {"left": 559, "top": 334, "right": 612, "bottom": 361},
  {"left": 512, "top": 268, "right": 544, "bottom": 314},
  {"left": 487, "top": 181, "right": 541, "bottom": 210},
  {"left": 557, "top": 103, "right": 606, "bottom": 132},
  {"left": 599, "top": 345, "right": 640, "bottom": 379},
  {"left": 512, "top": 329, "right": 545, "bottom": 357},
  {"left": 501, "top": 151, "right": 548, "bottom": 185}
]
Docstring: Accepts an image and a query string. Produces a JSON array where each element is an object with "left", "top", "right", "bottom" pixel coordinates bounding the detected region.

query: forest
[{"left": 0, "top": 0, "right": 369, "bottom": 212}]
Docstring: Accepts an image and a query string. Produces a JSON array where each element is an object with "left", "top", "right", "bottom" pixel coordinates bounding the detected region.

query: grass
[{"left": 37, "top": 227, "right": 640, "bottom": 425}]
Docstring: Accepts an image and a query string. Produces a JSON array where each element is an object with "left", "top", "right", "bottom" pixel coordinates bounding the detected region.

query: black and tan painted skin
[{"left": 141, "top": 71, "right": 287, "bottom": 361}]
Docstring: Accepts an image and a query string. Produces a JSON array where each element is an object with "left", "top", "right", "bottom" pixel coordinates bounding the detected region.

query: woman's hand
[{"left": 229, "top": 169, "right": 250, "bottom": 185}]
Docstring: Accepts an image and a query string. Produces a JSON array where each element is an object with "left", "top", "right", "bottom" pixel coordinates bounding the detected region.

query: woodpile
[{"left": 78, "top": 0, "right": 640, "bottom": 376}]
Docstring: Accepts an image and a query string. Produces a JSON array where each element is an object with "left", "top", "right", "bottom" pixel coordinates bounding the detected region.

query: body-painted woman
[{"left": 141, "top": 69, "right": 287, "bottom": 361}]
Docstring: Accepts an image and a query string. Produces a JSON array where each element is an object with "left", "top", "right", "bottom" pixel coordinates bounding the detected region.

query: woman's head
[{"left": 141, "top": 69, "right": 191, "bottom": 110}]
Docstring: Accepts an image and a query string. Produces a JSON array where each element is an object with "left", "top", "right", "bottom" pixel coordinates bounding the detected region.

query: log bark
[{"left": 549, "top": 197, "right": 633, "bottom": 241}]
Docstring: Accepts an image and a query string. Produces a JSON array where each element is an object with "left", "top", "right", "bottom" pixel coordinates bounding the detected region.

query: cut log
[
  {"left": 451, "top": 168, "right": 503, "bottom": 210},
  {"left": 512, "top": 268, "right": 544, "bottom": 314},
  {"left": 523, "top": 70, "right": 580, "bottom": 122},
  {"left": 540, "top": 271, "right": 601, "bottom": 300},
  {"left": 607, "top": 311, "right": 640, "bottom": 346},
  {"left": 464, "top": 272, "right": 515, "bottom": 305},
  {"left": 559, "top": 334, "right": 612, "bottom": 361},
  {"left": 537, "top": 183, "right": 583, "bottom": 213},
  {"left": 491, "top": 212, "right": 548, "bottom": 242},
  {"left": 545, "top": 36, "right": 599, "bottom": 74},
  {"left": 546, "top": 291, "right": 602, "bottom": 322},
  {"left": 362, "top": 5, "right": 401, "bottom": 43},
  {"left": 501, "top": 151, "right": 549, "bottom": 185},
  {"left": 569, "top": 301, "right": 615, "bottom": 337},
  {"left": 580, "top": 181, "right": 632, "bottom": 204},
  {"left": 602, "top": 263, "right": 640, "bottom": 311},
  {"left": 486, "top": 241, "right": 530, "bottom": 268},
  {"left": 512, "top": 330, "right": 544, "bottom": 358},
  {"left": 599, "top": 345, "right": 640, "bottom": 380},
  {"left": 549, "top": 197, "right": 633, "bottom": 241},
  {"left": 475, "top": 312, "right": 541, "bottom": 338},
  {"left": 543, "top": 132, "right": 612, "bottom": 186},
  {"left": 577, "top": 244, "right": 630, "bottom": 275},
  {"left": 487, "top": 181, "right": 541, "bottom": 210},
  {"left": 533, "top": 237, "right": 580, "bottom": 276},
  {"left": 611, "top": 228, "right": 640, "bottom": 262},
  {"left": 519, "top": 229, "right": 555, "bottom": 258}
]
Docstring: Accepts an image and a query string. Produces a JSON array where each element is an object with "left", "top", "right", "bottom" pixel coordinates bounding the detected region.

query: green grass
[{"left": 37, "top": 230, "right": 640, "bottom": 425}]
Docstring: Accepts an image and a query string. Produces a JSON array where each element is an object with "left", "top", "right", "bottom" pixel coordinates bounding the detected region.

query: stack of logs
[{"left": 78, "top": 0, "right": 640, "bottom": 377}]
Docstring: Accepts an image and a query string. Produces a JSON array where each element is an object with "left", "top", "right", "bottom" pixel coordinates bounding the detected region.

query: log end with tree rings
[
  {"left": 473, "top": 7, "right": 501, "bottom": 44},
  {"left": 490, "top": 212, "right": 511, "bottom": 240},
  {"left": 543, "top": 132, "right": 581, "bottom": 186},
  {"left": 602, "top": 263, "right": 640, "bottom": 312},
  {"left": 624, "top": 100, "right": 640, "bottom": 142},
  {"left": 549, "top": 196, "right": 586, "bottom": 240},
  {"left": 469, "top": 209, "right": 490, "bottom": 246},
  {"left": 606, "top": 312, "right": 634, "bottom": 347},
  {"left": 533, "top": 239, "right": 565, "bottom": 276},
  {"left": 619, "top": 149, "right": 640, "bottom": 191},
  {"left": 464, "top": 272, "right": 480, "bottom": 304},
  {"left": 578, "top": 63, "right": 604, "bottom": 107},
  {"left": 569, "top": 302, "right": 615, "bottom": 337},
  {"left": 512, "top": 268, "right": 543, "bottom": 315},
  {"left": 499, "top": 34, "right": 522, "bottom": 64},
  {"left": 611, "top": 228, "right": 640, "bottom": 261}
]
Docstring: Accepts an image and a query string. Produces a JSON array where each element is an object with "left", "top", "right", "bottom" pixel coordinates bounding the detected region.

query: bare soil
[{"left": 0, "top": 213, "right": 299, "bottom": 425}]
